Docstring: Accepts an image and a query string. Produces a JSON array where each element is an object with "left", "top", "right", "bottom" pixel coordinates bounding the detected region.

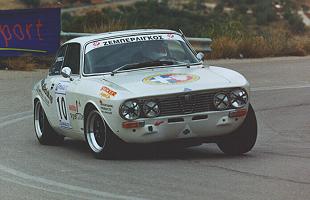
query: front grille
[
  {"left": 139, "top": 89, "right": 234, "bottom": 117},
  {"left": 158, "top": 91, "right": 216, "bottom": 116}
]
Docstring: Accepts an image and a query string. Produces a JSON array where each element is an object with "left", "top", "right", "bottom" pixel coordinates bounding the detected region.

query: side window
[
  {"left": 63, "top": 43, "right": 81, "bottom": 75},
  {"left": 49, "top": 45, "right": 66, "bottom": 75}
]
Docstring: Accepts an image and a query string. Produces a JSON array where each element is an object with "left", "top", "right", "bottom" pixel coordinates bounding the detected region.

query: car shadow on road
[{"left": 61, "top": 139, "right": 251, "bottom": 161}]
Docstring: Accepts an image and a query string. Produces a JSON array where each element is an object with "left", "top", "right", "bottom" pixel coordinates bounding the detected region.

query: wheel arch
[
  {"left": 33, "top": 96, "right": 55, "bottom": 129},
  {"left": 33, "top": 96, "right": 47, "bottom": 114},
  {"left": 33, "top": 97, "right": 40, "bottom": 108},
  {"left": 83, "top": 100, "right": 111, "bottom": 131}
]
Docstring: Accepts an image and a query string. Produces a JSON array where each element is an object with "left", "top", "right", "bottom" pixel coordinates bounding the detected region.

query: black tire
[
  {"left": 34, "top": 101, "right": 64, "bottom": 145},
  {"left": 84, "top": 109, "right": 121, "bottom": 159},
  {"left": 217, "top": 104, "right": 257, "bottom": 155}
]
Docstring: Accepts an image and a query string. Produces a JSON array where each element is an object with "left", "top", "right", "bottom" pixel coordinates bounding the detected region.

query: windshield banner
[
  {"left": 86, "top": 33, "right": 184, "bottom": 54},
  {"left": 0, "top": 8, "right": 60, "bottom": 56}
]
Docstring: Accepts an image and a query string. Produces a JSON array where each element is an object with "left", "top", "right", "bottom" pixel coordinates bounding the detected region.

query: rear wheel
[
  {"left": 34, "top": 101, "right": 64, "bottom": 145},
  {"left": 85, "top": 109, "right": 121, "bottom": 159},
  {"left": 217, "top": 104, "right": 257, "bottom": 155}
]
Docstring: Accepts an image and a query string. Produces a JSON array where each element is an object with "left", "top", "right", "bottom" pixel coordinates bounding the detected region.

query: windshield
[{"left": 84, "top": 33, "right": 199, "bottom": 74}]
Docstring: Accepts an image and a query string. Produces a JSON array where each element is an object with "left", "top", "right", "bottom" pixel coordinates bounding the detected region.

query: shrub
[
  {"left": 0, "top": 54, "right": 53, "bottom": 71},
  {"left": 19, "top": 0, "right": 40, "bottom": 7},
  {"left": 210, "top": 37, "right": 239, "bottom": 59},
  {"left": 254, "top": 0, "right": 277, "bottom": 25},
  {"left": 238, "top": 36, "right": 271, "bottom": 58}
]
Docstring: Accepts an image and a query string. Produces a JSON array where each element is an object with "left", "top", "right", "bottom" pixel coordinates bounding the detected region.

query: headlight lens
[
  {"left": 143, "top": 101, "right": 160, "bottom": 118},
  {"left": 120, "top": 100, "right": 140, "bottom": 120},
  {"left": 230, "top": 89, "right": 248, "bottom": 108},
  {"left": 214, "top": 93, "right": 230, "bottom": 110}
]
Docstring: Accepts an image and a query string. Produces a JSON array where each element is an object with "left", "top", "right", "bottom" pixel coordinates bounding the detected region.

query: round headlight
[
  {"left": 230, "top": 89, "right": 248, "bottom": 108},
  {"left": 143, "top": 101, "right": 160, "bottom": 118},
  {"left": 214, "top": 93, "right": 230, "bottom": 110},
  {"left": 120, "top": 100, "right": 140, "bottom": 120}
]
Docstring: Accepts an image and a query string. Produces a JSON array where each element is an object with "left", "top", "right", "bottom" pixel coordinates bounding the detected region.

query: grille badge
[
  {"left": 184, "top": 94, "right": 192, "bottom": 103},
  {"left": 180, "top": 94, "right": 194, "bottom": 114}
]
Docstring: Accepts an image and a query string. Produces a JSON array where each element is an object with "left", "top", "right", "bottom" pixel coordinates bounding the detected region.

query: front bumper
[{"left": 116, "top": 108, "right": 247, "bottom": 143}]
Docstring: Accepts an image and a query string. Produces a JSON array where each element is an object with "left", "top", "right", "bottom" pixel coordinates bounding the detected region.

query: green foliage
[
  {"left": 19, "top": 0, "right": 40, "bottom": 7},
  {"left": 62, "top": 0, "right": 245, "bottom": 38},
  {"left": 284, "top": 11, "right": 305, "bottom": 33},
  {"left": 282, "top": 0, "right": 306, "bottom": 33},
  {"left": 66, "top": 0, "right": 91, "bottom": 4},
  {"left": 254, "top": 0, "right": 276, "bottom": 25},
  {"left": 183, "top": 0, "right": 207, "bottom": 13},
  {"left": 62, "top": 0, "right": 310, "bottom": 58}
]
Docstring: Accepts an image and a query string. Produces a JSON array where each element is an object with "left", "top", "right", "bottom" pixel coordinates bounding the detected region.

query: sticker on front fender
[{"left": 55, "top": 81, "right": 71, "bottom": 129}]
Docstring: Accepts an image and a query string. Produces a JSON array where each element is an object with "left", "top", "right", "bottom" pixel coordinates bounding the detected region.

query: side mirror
[
  {"left": 196, "top": 52, "right": 205, "bottom": 61},
  {"left": 61, "top": 67, "right": 72, "bottom": 78}
]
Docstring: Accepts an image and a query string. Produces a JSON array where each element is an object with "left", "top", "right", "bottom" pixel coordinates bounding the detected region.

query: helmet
[{"left": 142, "top": 41, "right": 168, "bottom": 60}]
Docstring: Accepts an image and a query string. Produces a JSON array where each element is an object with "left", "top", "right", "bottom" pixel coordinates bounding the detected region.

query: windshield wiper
[{"left": 112, "top": 60, "right": 174, "bottom": 75}]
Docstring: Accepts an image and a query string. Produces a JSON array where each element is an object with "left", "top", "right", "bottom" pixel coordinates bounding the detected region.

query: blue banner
[{"left": 0, "top": 8, "right": 60, "bottom": 56}]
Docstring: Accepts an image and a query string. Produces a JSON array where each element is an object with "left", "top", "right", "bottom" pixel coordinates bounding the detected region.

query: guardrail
[{"left": 61, "top": 31, "right": 212, "bottom": 52}]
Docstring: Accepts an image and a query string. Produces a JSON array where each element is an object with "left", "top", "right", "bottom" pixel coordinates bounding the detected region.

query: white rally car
[{"left": 32, "top": 29, "right": 257, "bottom": 159}]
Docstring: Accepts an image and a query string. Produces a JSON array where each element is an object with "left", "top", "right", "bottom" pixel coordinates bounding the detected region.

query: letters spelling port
[{"left": 0, "top": 19, "right": 43, "bottom": 48}]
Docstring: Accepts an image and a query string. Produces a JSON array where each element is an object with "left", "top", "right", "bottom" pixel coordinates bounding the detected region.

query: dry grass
[
  {"left": 0, "top": 0, "right": 26, "bottom": 10},
  {"left": 210, "top": 31, "right": 310, "bottom": 59},
  {"left": 0, "top": 54, "right": 53, "bottom": 71},
  {"left": 1, "top": 21, "right": 309, "bottom": 71},
  {"left": 83, "top": 19, "right": 130, "bottom": 33},
  {"left": 208, "top": 37, "right": 239, "bottom": 59},
  {"left": 5, "top": 55, "right": 36, "bottom": 71}
]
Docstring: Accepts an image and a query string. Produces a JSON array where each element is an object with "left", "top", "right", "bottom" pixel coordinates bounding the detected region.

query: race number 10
[
  {"left": 55, "top": 81, "right": 71, "bottom": 129},
  {"left": 57, "top": 96, "right": 67, "bottom": 120}
]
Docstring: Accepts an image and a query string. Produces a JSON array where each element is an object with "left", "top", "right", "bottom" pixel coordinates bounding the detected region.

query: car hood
[{"left": 98, "top": 65, "right": 247, "bottom": 98}]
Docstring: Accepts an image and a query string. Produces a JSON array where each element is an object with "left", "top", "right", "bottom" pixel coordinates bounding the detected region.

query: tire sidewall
[
  {"left": 217, "top": 104, "right": 258, "bottom": 155},
  {"left": 34, "top": 100, "right": 64, "bottom": 145},
  {"left": 85, "top": 109, "right": 113, "bottom": 159}
]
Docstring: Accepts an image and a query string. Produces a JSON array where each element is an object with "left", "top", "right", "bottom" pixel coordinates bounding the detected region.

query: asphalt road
[{"left": 0, "top": 56, "right": 309, "bottom": 200}]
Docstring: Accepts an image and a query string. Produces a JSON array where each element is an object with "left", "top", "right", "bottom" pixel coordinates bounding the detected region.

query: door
[
  {"left": 42, "top": 45, "right": 67, "bottom": 129},
  {"left": 50, "top": 43, "right": 82, "bottom": 137}
]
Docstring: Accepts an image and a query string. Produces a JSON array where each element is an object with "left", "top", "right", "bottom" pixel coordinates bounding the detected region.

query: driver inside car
[{"left": 131, "top": 40, "right": 169, "bottom": 63}]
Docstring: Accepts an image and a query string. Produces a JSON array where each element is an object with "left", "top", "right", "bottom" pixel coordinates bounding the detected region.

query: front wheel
[
  {"left": 34, "top": 101, "right": 64, "bottom": 145},
  {"left": 85, "top": 110, "right": 121, "bottom": 159},
  {"left": 217, "top": 104, "right": 257, "bottom": 155}
]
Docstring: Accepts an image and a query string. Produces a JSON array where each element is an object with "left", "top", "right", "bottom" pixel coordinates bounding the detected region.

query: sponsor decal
[
  {"left": 55, "top": 81, "right": 69, "bottom": 94},
  {"left": 99, "top": 86, "right": 117, "bottom": 99},
  {"left": 69, "top": 100, "right": 83, "bottom": 120},
  {"left": 69, "top": 104, "right": 77, "bottom": 112},
  {"left": 143, "top": 73, "right": 200, "bottom": 85},
  {"left": 183, "top": 88, "right": 192, "bottom": 92},
  {"left": 86, "top": 34, "right": 183, "bottom": 53},
  {"left": 70, "top": 113, "right": 84, "bottom": 120},
  {"left": 36, "top": 87, "right": 50, "bottom": 106},
  {"left": 59, "top": 121, "right": 71, "bottom": 129},
  {"left": 167, "top": 33, "right": 174, "bottom": 39},
  {"left": 93, "top": 41, "right": 100, "bottom": 47},
  {"left": 100, "top": 35, "right": 164, "bottom": 46},
  {"left": 41, "top": 79, "right": 53, "bottom": 103},
  {"left": 154, "top": 120, "right": 165, "bottom": 126},
  {"left": 100, "top": 100, "right": 113, "bottom": 115},
  {"left": 56, "top": 57, "right": 64, "bottom": 62}
]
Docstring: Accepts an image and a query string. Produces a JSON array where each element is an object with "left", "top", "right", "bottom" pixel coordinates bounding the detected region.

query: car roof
[{"left": 64, "top": 29, "right": 180, "bottom": 46}]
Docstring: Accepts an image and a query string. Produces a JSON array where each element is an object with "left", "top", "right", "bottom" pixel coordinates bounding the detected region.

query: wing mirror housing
[
  {"left": 196, "top": 52, "right": 205, "bottom": 61},
  {"left": 61, "top": 67, "right": 72, "bottom": 79}
]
